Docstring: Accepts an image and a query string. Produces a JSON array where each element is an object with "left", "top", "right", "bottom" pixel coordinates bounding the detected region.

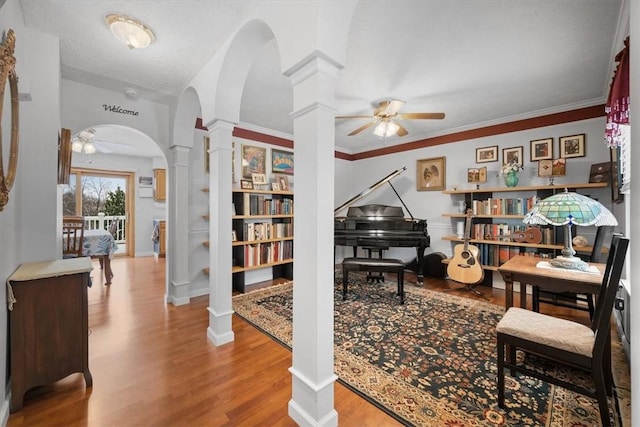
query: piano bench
[
  {"left": 342, "top": 257, "right": 405, "bottom": 304},
  {"left": 361, "top": 246, "right": 390, "bottom": 282}
]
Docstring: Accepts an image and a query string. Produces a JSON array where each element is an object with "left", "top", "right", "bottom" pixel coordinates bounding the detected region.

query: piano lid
[{"left": 334, "top": 167, "right": 415, "bottom": 219}]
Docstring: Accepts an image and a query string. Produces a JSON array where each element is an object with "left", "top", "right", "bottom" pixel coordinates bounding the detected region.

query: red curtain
[{"left": 605, "top": 37, "right": 630, "bottom": 147}]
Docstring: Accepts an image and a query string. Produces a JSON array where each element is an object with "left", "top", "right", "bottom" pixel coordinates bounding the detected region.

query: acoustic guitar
[{"left": 447, "top": 209, "right": 484, "bottom": 285}]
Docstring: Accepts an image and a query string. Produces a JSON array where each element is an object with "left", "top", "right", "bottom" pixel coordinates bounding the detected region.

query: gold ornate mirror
[{"left": 0, "top": 29, "right": 19, "bottom": 212}]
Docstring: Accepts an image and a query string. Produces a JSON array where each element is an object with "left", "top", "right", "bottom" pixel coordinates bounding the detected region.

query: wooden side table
[{"left": 7, "top": 257, "right": 93, "bottom": 412}]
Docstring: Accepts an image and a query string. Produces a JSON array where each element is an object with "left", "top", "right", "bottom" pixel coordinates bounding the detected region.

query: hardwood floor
[{"left": 7, "top": 257, "right": 592, "bottom": 426}]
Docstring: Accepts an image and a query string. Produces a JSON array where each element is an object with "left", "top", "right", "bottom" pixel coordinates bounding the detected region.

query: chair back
[
  {"left": 589, "top": 225, "right": 615, "bottom": 263},
  {"left": 590, "top": 235, "right": 628, "bottom": 355},
  {"left": 62, "top": 216, "right": 85, "bottom": 258},
  {"left": 109, "top": 218, "right": 118, "bottom": 237}
]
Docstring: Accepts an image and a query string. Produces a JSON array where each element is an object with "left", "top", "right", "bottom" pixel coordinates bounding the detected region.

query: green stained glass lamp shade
[{"left": 523, "top": 190, "right": 618, "bottom": 270}]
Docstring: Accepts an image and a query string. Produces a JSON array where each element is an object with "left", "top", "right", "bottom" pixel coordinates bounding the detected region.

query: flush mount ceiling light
[{"left": 106, "top": 14, "right": 155, "bottom": 49}]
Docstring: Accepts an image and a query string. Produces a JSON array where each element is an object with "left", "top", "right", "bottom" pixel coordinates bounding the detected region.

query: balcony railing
[{"left": 84, "top": 213, "right": 126, "bottom": 245}]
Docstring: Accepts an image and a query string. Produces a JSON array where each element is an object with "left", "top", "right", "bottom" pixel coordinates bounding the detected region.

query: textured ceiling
[{"left": 20, "top": 1, "right": 626, "bottom": 155}]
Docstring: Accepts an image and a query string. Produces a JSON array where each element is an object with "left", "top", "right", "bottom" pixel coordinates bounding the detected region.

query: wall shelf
[{"left": 442, "top": 182, "right": 606, "bottom": 285}]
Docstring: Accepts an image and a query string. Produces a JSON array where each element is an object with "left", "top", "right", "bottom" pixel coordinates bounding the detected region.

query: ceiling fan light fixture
[
  {"left": 71, "top": 140, "right": 83, "bottom": 153},
  {"left": 106, "top": 14, "right": 155, "bottom": 49},
  {"left": 83, "top": 142, "right": 97, "bottom": 154},
  {"left": 373, "top": 121, "right": 400, "bottom": 138}
]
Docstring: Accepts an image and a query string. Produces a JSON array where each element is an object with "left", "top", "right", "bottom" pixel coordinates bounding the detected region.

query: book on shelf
[
  {"left": 470, "top": 196, "right": 538, "bottom": 215},
  {"left": 243, "top": 222, "right": 293, "bottom": 241},
  {"left": 241, "top": 193, "right": 294, "bottom": 216},
  {"left": 242, "top": 240, "right": 293, "bottom": 267}
]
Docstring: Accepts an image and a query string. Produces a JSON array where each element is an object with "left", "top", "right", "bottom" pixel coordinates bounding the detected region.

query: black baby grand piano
[{"left": 334, "top": 167, "right": 430, "bottom": 283}]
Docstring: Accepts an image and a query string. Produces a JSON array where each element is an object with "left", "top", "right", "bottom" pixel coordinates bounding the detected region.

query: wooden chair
[
  {"left": 62, "top": 216, "right": 85, "bottom": 258},
  {"left": 497, "top": 234, "right": 628, "bottom": 427},
  {"left": 532, "top": 225, "right": 614, "bottom": 319}
]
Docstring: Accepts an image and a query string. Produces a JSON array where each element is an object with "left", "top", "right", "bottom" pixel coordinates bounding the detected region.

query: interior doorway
[{"left": 63, "top": 167, "right": 135, "bottom": 257}]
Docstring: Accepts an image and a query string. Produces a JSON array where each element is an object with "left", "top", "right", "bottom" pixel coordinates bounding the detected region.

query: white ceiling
[{"left": 19, "top": 1, "right": 626, "bottom": 156}]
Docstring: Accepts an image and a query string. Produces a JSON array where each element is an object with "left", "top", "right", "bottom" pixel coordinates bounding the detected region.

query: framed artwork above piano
[{"left": 416, "top": 156, "right": 446, "bottom": 191}]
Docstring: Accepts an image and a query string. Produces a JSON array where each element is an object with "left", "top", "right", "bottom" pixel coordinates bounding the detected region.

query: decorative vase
[
  {"left": 504, "top": 170, "right": 519, "bottom": 187},
  {"left": 457, "top": 200, "right": 467, "bottom": 213}
]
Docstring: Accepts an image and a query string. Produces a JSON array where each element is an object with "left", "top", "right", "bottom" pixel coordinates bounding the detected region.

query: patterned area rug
[{"left": 232, "top": 275, "right": 630, "bottom": 426}]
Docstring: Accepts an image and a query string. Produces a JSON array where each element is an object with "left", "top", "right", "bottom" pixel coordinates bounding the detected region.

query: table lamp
[{"left": 523, "top": 189, "right": 618, "bottom": 270}]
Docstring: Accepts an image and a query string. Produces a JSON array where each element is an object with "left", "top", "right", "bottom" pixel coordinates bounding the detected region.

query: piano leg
[{"left": 416, "top": 246, "right": 426, "bottom": 285}]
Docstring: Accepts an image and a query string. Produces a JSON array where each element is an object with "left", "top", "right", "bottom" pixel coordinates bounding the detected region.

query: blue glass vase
[{"left": 504, "top": 170, "right": 519, "bottom": 187}]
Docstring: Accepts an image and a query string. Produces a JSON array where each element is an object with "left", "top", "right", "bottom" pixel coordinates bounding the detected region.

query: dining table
[
  {"left": 497, "top": 254, "right": 605, "bottom": 311},
  {"left": 82, "top": 229, "right": 118, "bottom": 285}
]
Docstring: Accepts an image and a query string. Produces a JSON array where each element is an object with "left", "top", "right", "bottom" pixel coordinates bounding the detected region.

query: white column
[
  {"left": 287, "top": 56, "right": 341, "bottom": 427},
  {"left": 206, "top": 120, "right": 235, "bottom": 345},
  {"left": 166, "top": 146, "right": 191, "bottom": 305}
]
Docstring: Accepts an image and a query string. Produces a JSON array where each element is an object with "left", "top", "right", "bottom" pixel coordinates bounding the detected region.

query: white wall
[
  {"left": 62, "top": 80, "right": 171, "bottom": 154},
  {"left": 0, "top": 0, "right": 61, "bottom": 421}
]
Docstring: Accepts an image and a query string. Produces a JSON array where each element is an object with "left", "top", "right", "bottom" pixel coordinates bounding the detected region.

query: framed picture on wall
[
  {"left": 530, "top": 138, "right": 553, "bottom": 161},
  {"left": 271, "top": 148, "right": 293, "bottom": 175},
  {"left": 502, "top": 146, "right": 523, "bottom": 167},
  {"left": 241, "top": 144, "right": 266, "bottom": 178},
  {"left": 416, "top": 156, "right": 446, "bottom": 191},
  {"left": 559, "top": 134, "right": 586, "bottom": 158},
  {"left": 57, "top": 128, "right": 72, "bottom": 185},
  {"left": 476, "top": 146, "right": 498, "bottom": 163}
]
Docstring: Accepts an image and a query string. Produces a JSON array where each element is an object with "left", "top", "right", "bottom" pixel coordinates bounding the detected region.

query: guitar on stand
[{"left": 447, "top": 209, "right": 486, "bottom": 297}]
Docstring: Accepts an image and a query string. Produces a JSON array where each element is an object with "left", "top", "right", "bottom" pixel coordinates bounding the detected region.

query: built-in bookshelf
[
  {"left": 232, "top": 188, "right": 294, "bottom": 293},
  {"left": 442, "top": 182, "right": 608, "bottom": 283}
]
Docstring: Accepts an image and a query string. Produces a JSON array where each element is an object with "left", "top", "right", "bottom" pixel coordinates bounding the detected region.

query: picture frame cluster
[
  {"left": 472, "top": 133, "right": 587, "bottom": 184},
  {"left": 233, "top": 143, "right": 294, "bottom": 192}
]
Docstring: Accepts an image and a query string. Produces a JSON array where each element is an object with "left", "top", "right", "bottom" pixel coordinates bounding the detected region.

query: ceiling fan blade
[
  {"left": 398, "top": 112, "right": 445, "bottom": 120},
  {"left": 94, "top": 143, "right": 112, "bottom": 154},
  {"left": 97, "top": 139, "right": 134, "bottom": 147},
  {"left": 335, "top": 115, "right": 373, "bottom": 119},
  {"left": 374, "top": 99, "right": 406, "bottom": 116},
  {"left": 396, "top": 122, "right": 409, "bottom": 137},
  {"left": 96, "top": 140, "right": 135, "bottom": 152},
  {"left": 348, "top": 121, "right": 377, "bottom": 136}
]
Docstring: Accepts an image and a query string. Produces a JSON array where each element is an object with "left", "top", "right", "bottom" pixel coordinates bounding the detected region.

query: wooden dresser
[{"left": 7, "top": 257, "right": 93, "bottom": 412}]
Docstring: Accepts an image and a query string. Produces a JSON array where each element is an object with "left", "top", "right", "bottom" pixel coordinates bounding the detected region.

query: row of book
[
  {"left": 468, "top": 224, "right": 556, "bottom": 244},
  {"left": 241, "top": 194, "right": 294, "bottom": 216},
  {"left": 241, "top": 240, "right": 293, "bottom": 267},
  {"left": 242, "top": 222, "right": 293, "bottom": 241},
  {"left": 474, "top": 244, "right": 522, "bottom": 267},
  {"left": 469, "top": 196, "right": 538, "bottom": 216},
  {"left": 471, "top": 223, "right": 528, "bottom": 241}
]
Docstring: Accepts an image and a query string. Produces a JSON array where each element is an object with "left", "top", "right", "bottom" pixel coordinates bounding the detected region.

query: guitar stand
[{"left": 444, "top": 282, "right": 489, "bottom": 300}]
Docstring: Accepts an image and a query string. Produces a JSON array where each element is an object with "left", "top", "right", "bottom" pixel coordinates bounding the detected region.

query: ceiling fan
[
  {"left": 71, "top": 128, "right": 134, "bottom": 154},
  {"left": 336, "top": 99, "right": 445, "bottom": 138}
]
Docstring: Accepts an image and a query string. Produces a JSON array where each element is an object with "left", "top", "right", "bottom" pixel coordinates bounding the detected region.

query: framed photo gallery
[{"left": 239, "top": 144, "right": 294, "bottom": 189}]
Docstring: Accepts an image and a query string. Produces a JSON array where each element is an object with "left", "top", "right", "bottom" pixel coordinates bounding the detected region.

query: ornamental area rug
[{"left": 232, "top": 275, "right": 630, "bottom": 426}]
